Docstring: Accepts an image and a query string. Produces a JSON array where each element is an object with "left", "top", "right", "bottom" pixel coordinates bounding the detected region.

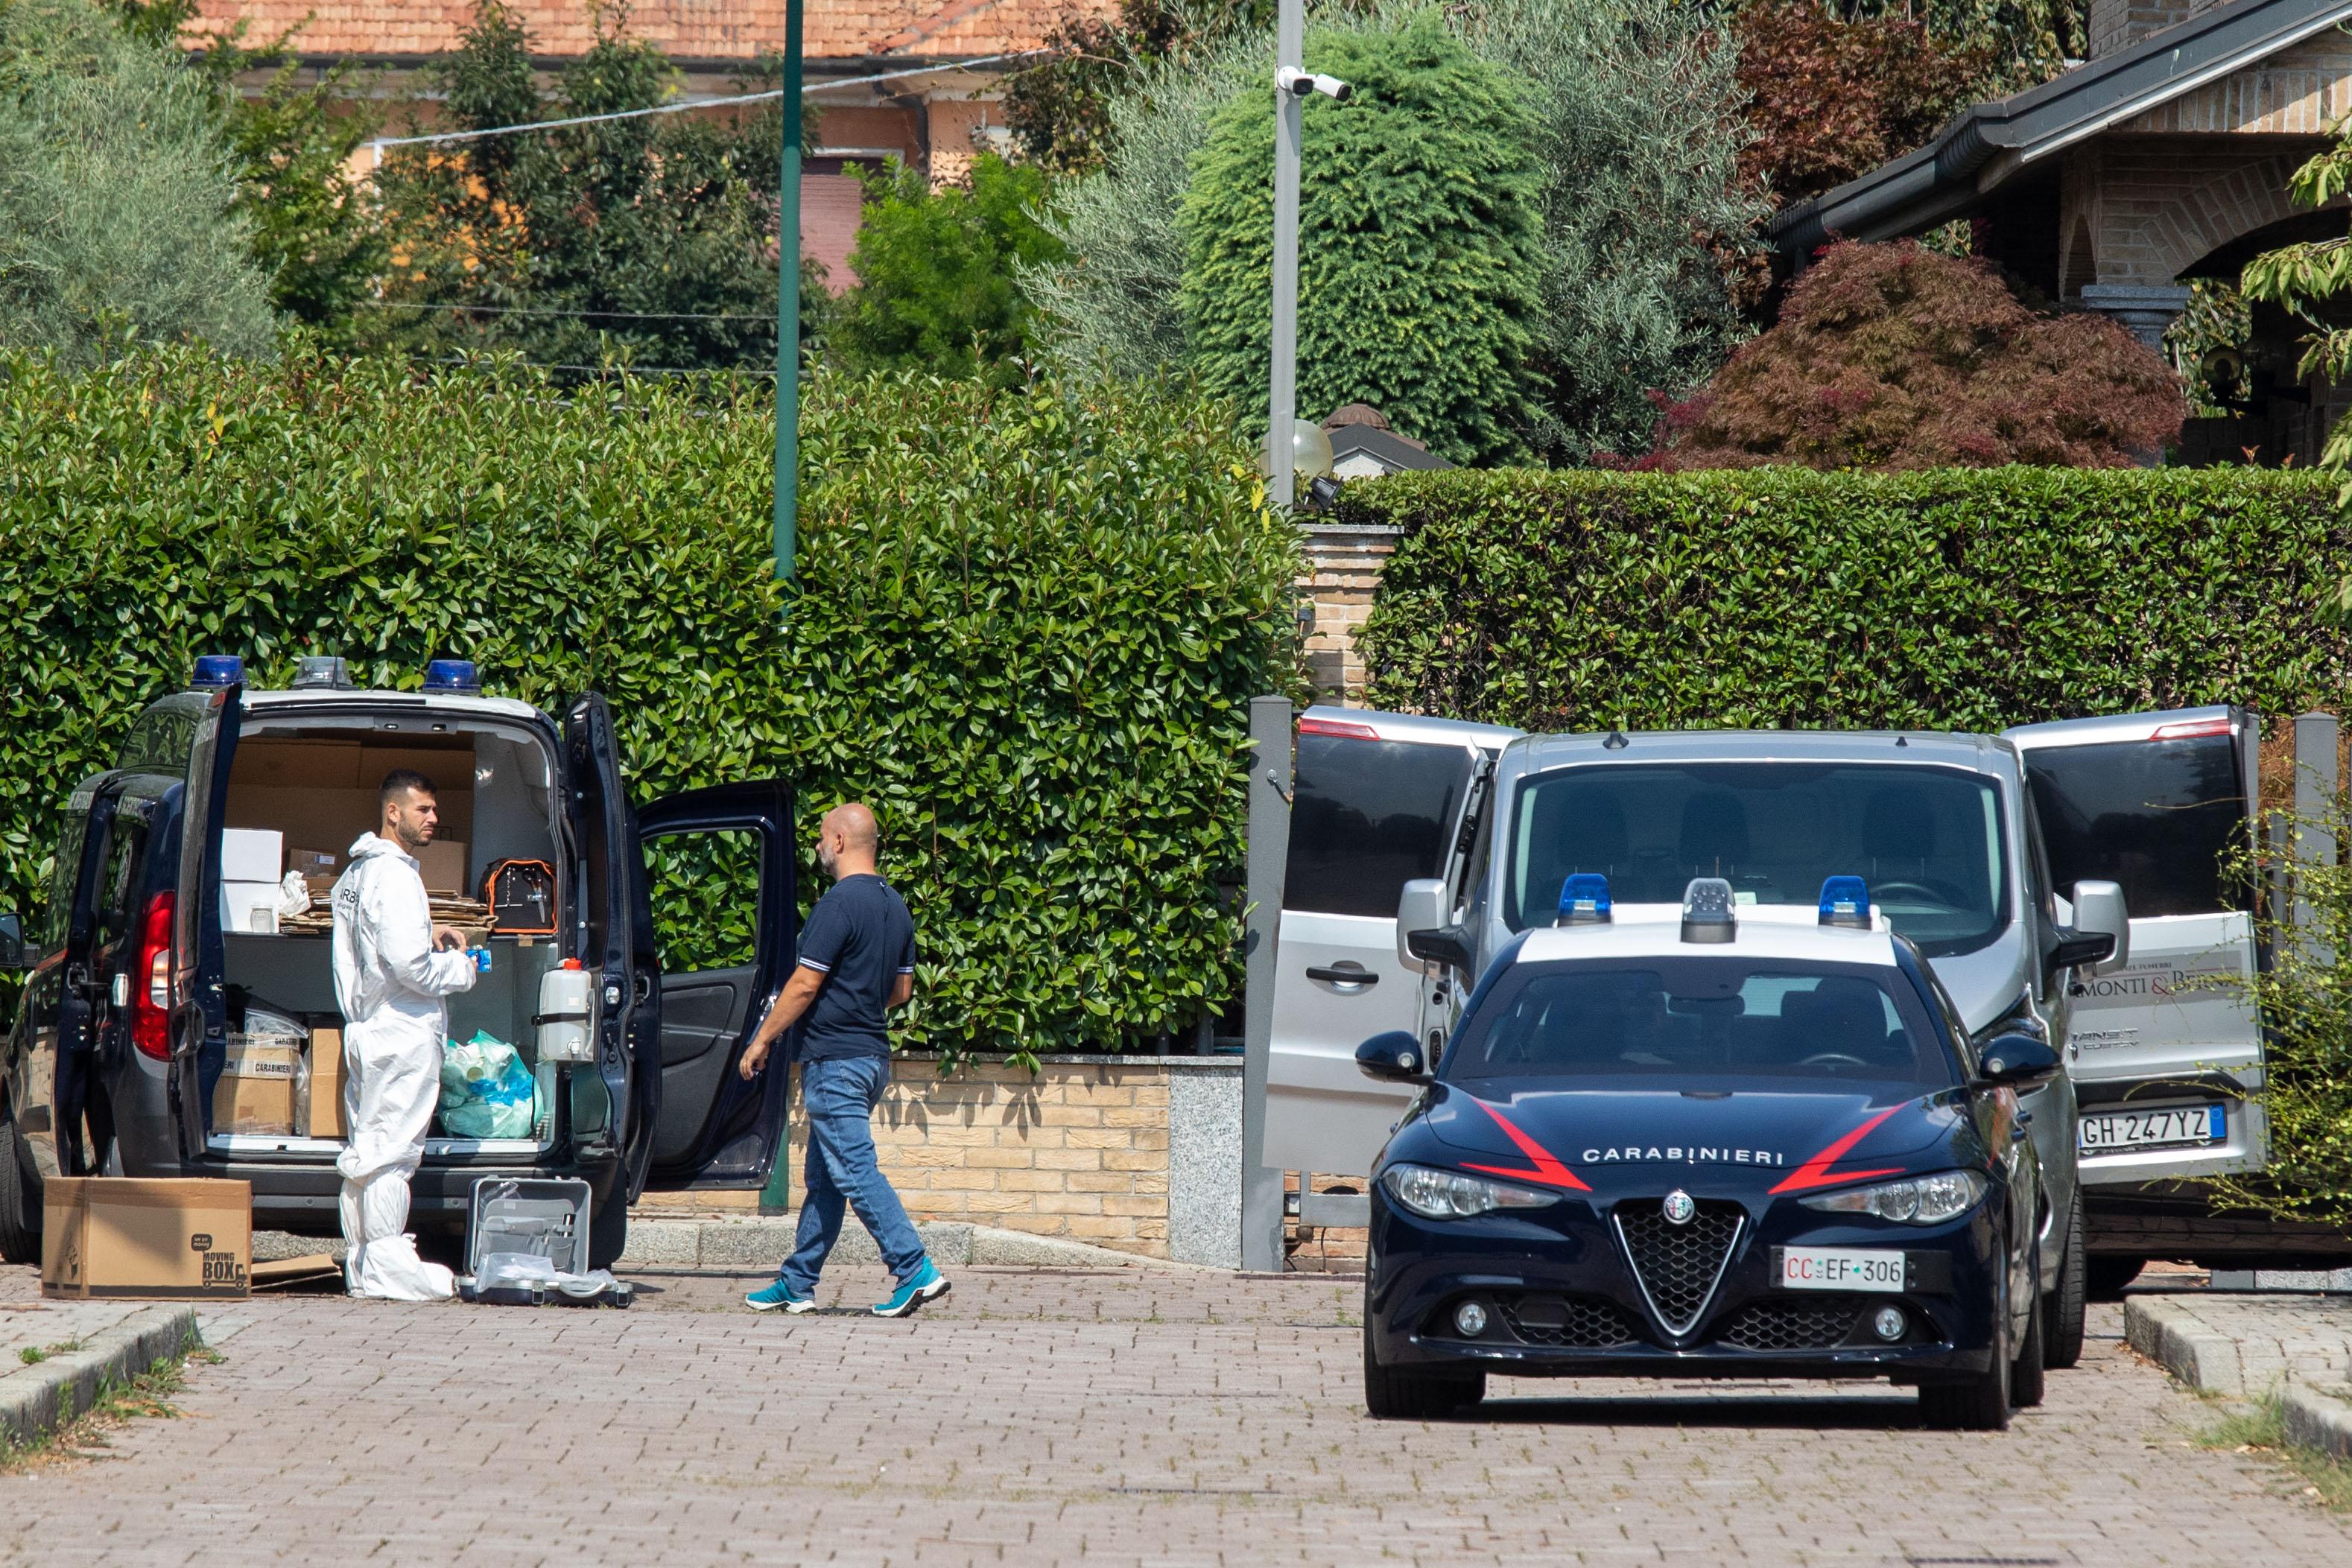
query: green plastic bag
[{"left": 440, "top": 1031, "right": 535, "bottom": 1139}]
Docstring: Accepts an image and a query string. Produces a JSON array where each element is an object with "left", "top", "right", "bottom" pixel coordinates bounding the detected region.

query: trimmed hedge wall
[
  {"left": 0, "top": 346, "right": 1296, "bottom": 1061},
  {"left": 1343, "top": 468, "right": 2352, "bottom": 730}
]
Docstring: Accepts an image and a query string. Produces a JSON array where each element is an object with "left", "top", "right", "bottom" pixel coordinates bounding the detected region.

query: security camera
[{"left": 1277, "top": 66, "right": 1352, "bottom": 101}]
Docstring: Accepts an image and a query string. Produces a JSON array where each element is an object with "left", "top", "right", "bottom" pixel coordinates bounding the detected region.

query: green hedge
[
  {"left": 0, "top": 345, "right": 1296, "bottom": 1062},
  {"left": 1344, "top": 468, "right": 2352, "bottom": 729}
]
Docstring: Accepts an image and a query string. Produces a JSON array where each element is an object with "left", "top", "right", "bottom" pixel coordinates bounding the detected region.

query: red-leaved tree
[
  {"left": 1647, "top": 241, "right": 2190, "bottom": 470},
  {"left": 1736, "top": 1, "right": 1992, "bottom": 205}
]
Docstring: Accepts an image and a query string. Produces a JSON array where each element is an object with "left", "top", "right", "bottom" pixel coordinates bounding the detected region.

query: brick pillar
[
  {"left": 1297, "top": 523, "right": 1401, "bottom": 705},
  {"left": 2079, "top": 282, "right": 2192, "bottom": 350}
]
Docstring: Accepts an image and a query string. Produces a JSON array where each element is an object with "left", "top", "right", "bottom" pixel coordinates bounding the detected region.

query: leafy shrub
[
  {"left": 1179, "top": 10, "right": 1544, "bottom": 464},
  {"left": 1646, "top": 241, "right": 2187, "bottom": 469},
  {"left": 829, "top": 154, "right": 1066, "bottom": 387},
  {"left": 0, "top": 0, "right": 277, "bottom": 363},
  {"left": 0, "top": 344, "right": 1297, "bottom": 1061},
  {"left": 1030, "top": 0, "right": 1762, "bottom": 464},
  {"left": 1344, "top": 465, "right": 2352, "bottom": 731},
  {"left": 2210, "top": 802, "right": 2352, "bottom": 1231}
]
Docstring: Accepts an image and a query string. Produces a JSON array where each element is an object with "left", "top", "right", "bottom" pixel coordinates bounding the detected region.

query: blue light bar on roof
[
  {"left": 1556, "top": 873, "right": 1611, "bottom": 926},
  {"left": 423, "top": 658, "right": 480, "bottom": 694},
  {"left": 190, "top": 655, "right": 244, "bottom": 689},
  {"left": 1819, "top": 875, "right": 1871, "bottom": 929}
]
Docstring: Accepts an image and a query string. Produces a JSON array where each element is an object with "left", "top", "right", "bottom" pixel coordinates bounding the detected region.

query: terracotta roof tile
[{"left": 191, "top": 0, "right": 1109, "bottom": 63}]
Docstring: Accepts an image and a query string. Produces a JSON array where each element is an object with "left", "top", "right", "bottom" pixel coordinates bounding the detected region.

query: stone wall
[
  {"left": 1299, "top": 522, "right": 1400, "bottom": 705},
  {"left": 636, "top": 1056, "right": 1243, "bottom": 1266}
]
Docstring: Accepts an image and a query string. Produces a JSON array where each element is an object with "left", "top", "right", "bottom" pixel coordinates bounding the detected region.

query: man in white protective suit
[{"left": 330, "top": 768, "right": 475, "bottom": 1300}]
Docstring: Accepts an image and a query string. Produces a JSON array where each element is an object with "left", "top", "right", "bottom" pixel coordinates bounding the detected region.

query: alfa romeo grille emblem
[{"left": 1662, "top": 1190, "right": 1696, "bottom": 1225}]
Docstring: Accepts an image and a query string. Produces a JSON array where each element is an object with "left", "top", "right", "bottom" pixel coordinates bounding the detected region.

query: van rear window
[
  {"left": 2023, "top": 737, "right": 2247, "bottom": 918},
  {"left": 1284, "top": 734, "right": 1472, "bottom": 918}
]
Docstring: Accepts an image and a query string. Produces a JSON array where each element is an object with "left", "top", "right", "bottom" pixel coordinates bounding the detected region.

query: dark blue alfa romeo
[{"left": 1358, "top": 878, "right": 2059, "bottom": 1430}]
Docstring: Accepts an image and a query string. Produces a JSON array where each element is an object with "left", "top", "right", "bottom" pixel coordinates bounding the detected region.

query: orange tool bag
[{"left": 480, "top": 859, "right": 558, "bottom": 936}]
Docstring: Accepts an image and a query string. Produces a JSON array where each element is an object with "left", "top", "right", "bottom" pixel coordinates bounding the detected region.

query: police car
[{"left": 1357, "top": 875, "right": 2057, "bottom": 1431}]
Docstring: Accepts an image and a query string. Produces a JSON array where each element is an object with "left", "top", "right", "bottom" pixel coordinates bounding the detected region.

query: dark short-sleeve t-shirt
[{"left": 794, "top": 874, "right": 916, "bottom": 1061}]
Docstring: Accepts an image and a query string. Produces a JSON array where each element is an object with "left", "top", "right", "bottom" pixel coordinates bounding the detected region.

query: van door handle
[{"left": 1305, "top": 965, "right": 1378, "bottom": 987}]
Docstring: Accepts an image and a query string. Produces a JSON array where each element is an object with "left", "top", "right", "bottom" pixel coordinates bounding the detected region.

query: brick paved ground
[
  {"left": 2142, "top": 1289, "right": 2352, "bottom": 1394},
  {"left": 2, "top": 1262, "right": 2348, "bottom": 1566}
]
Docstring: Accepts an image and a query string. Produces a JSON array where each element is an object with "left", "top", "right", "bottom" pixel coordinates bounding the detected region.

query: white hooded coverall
[{"left": 330, "top": 833, "right": 475, "bottom": 1300}]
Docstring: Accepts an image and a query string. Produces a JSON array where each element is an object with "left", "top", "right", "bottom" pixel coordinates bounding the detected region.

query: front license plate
[
  {"left": 2079, "top": 1104, "right": 2225, "bottom": 1153},
  {"left": 1778, "top": 1248, "right": 1905, "bottom": 1292}
]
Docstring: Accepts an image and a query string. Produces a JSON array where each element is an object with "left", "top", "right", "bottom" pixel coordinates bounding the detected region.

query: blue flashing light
[
  {"left": 423, "top": 658, "right": 480, "bottom": 693},
  {"left": 190, "top": 655, "right": 244, "bottom": 689},
  {"left": 1819, "top": 875, "right": 1871, "bottom": 929},
  {"left": 1556, "top": 873, "right": 1612, "bottom": 926}
]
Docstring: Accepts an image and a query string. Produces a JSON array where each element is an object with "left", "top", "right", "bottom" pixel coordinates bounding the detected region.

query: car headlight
[
  {"left": 1381, "top": 1162, "right": 1559, "bottom": 1220},
  {"left": 1798, "top": 1169, "right": 1988, "bottom": 1225}
]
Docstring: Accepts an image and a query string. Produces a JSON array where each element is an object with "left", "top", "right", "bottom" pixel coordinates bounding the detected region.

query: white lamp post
[{"left": 1265, "top": 2, "right": 1348, "bottom": 512}]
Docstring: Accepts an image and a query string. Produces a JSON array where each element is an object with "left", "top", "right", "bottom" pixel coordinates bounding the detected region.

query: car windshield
[
  {"left": 1444, "top": 959, "right": 1959, "bottom": 1088},
  {"left": 1505, "top": 762, "right": 2010, "bottom": 957}
]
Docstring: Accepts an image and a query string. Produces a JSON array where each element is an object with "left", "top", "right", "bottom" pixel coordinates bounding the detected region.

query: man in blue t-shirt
[{"left": 738, "top": 802, "right": 947, "bottom": 1318}]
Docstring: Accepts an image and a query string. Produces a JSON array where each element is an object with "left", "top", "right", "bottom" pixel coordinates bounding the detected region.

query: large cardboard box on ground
[
  {"left": 42, "top": 1178, "right": 251, "bottom": 1299},
  {"left": 215, "top": 1035, "right": 301, "bottom": 1135},
  {"left": 305, "top": 1025, "right": 347, "bottom": 1138}
]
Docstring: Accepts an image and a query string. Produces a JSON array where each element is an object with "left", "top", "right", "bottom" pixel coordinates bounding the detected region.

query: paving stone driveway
[{"left": 2, "top": 1262, "right": 2348, "bottom": 1566}]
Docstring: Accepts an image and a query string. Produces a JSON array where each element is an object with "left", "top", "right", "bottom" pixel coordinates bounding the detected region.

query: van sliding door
[{"left": 2003, "top": 706, "right": 2265, "bottom": 1184}]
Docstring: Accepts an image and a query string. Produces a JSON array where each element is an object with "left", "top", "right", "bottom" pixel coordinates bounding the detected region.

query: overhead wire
[{"left": 363, "top": 49, "right": 1050, "bottom": 156}]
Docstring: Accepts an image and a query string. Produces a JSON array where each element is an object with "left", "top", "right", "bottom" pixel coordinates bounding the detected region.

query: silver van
[{"left": 1266, "top": 704, "right": 2292, "bottom": 1289}]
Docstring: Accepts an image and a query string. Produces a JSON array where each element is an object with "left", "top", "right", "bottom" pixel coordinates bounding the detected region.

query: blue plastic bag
[{"left": 440, "top": 1032, "right": 535, "bottom": 1139}]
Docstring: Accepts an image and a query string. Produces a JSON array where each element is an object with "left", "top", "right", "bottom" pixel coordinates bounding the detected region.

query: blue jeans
[{"left": 780, "top": 1055, "right": 927, "bottom": 1291}]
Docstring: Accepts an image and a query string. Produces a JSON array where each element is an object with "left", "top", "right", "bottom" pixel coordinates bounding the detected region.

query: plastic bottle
[{"left": 537, "top": 959, "right": 593, "bottom": 1064}]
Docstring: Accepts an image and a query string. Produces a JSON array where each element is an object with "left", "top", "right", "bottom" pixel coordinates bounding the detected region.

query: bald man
[{"left": 739, "top": 804, "right": 946, "bottom": 1318}]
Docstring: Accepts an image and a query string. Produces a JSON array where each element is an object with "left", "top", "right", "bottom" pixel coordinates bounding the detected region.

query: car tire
[
  {"left": 0, "top": 1103, "right": 40, "bottom": 1266},
  {"left": 1918, "top": 1272, "right": 2014, "bottom": 1432},
  {"left": 2011, "top": 1275, "right": 2047, "bottom": 1409},
  {"left": 589, "top": 1196, "right": 628, "bottom": 1272},
  {"left": 2086, "top": 1255, "right": 2145, "bottom": 1301},
  {"left": 2044, "top": 1193, "right": 2087, "bottom": 1370},
  {"left": 1362, "top": 1324, "right": 1483, "bottom": 1420}
]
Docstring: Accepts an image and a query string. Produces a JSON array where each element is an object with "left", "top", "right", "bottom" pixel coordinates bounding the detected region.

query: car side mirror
[
  {"left": 0, "top": 912, "right": 24, "bottom": 971},
  {"left": 1356, "top": 1029, "right": 1430, "bottom": 1084},
  {"left": 2067, "top": 880, "right": 2128, "bottom": 974},
  {"left": 1395, "top": 877, "right": 1447, "bottom": 971},
  {"left": 1977, "top": 1032, "right": 2062, "bottom": 1088}
]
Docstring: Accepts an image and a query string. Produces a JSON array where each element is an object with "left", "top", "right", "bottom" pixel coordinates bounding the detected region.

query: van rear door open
[
  {"left": 2003, "top": 706, "right": 2266, "bottom": 1184},
  {"left": 1264, "top": 708, "right": 1516, "bottom": 1178}
]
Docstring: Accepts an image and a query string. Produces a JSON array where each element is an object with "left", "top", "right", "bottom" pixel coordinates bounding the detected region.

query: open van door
[
  {"left": 172, "top": 685, "right": 241, "bottom": 1161},
  {"left": 2003, "top": 706, "right": 2265, "bottom": 1185},
  {"left": 565, "top": 695, "right": 656, "bottom": 1196},
  {"left": 1264, "top": 708, "right": 1518, "bottom": 1177},
  {"left": 633, "top": 781, "right": 797, "bottom": 1190}
]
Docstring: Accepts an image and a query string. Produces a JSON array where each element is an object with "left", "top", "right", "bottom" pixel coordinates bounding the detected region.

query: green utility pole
[
  {"left": 771, "top": 0, "right": 805, "bottom": 586},
  {"left": 761, "top": 0, "right": 805, "bottom": 1218}
]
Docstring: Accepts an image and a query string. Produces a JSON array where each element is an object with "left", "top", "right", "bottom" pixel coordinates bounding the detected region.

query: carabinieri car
[{"left": 1357, "top": 875, "right": 2071, "bottom": 1431}]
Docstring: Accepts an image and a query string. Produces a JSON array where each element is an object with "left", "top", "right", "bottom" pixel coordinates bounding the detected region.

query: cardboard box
[
  {"left": 288, "top": 847, "right": 342, "bottom": 895},
  {"left": 221, "top": 880, "right": 282, "bottom": 935},
  {"left": 305, "top": 1026, "right": 346, "bottom": 1139},
  {"left": 418, "top": 839, "right": 469, "bottom": 895},
  {"left": 42, "top": 1178, "right": 251, "bottom": 1299},
  {"left": 221, "top": 827, "right": 284, "bottom": 883},
  {"left": 215, "top": 1035, "right": 301, "bottom": 1135}
]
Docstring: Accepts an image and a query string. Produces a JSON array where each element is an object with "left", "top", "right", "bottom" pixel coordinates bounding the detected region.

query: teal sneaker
[
  {"left": 871, "top": 1259, "right": 950, "bottom": 1318},
  {"left": 745, "top": 1279, "right": 816, "bottom": 1314}
]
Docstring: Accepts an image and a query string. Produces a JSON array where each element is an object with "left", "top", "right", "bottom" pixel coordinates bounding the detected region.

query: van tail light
[
  {"left": 2150, "top": 717, "right": 2232, "bottom": 741},
  {"left": 132, "top": 892, "right": 175, "bottom": 1061},
  {"left": 1298, "top": 716, "right": 1381, "bottom": 740}
]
